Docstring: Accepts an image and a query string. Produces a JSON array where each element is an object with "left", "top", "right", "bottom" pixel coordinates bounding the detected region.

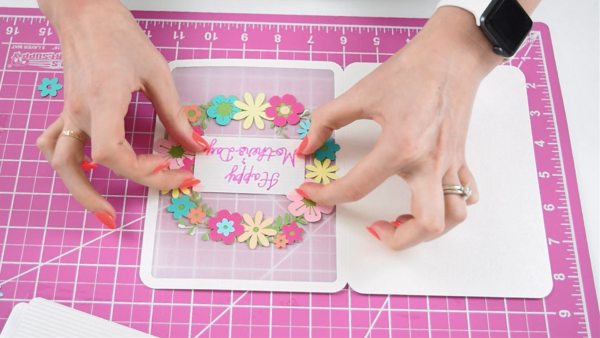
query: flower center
[
  {"left": 253, "top": 227, "right": 259, "bottom": 233},
  {"left": 279, "top": 105, "right": 291, "bottom": 116},
  {"left": 47, "top": 85, "right": 52, "bottom": 90},
  {"left": 289, "top": 231, "right": 295, "bottom": 236},
  {"left": 187, "top": 109, "right": 196, "bottom": 117},
  {"left": 216, "top": 102, "right": 233, "bottom": 117},
  {"left": 168, "top": 145, "right": 185, "bottom": 159},
  {"left": 178, "top": 205, "right": 185, "bottom": 210},
  {"left": 302, "top": 198, "right": 316, "bottom": 207},
  {"left": 320, "top": 145, "right": 328, "bottom": 152}
]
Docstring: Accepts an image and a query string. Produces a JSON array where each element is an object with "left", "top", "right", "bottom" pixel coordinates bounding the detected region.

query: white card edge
[{"left": 141, "top": 59, "right": 348, "bottom": 293}]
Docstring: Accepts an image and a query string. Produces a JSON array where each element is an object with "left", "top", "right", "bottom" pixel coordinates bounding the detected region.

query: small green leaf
[
  {"left": 276, "top": 215, "right": 282, "bottom": 227},
  {"left": 283, "top": 213, "right": 290, "bottom": 225},
  {"left": 201, "top": 204, "right": 206, "bottom": 212},
  {"left": 188, "top": 227, "right": 196, "bottom": 235},
  {"left": 207, "top": 207, "right": 213, "bottom": 216},
  {"left": 270, "top": 123, "right": 275, "bottom": 129},
  {"left": 297, "top": 218, "right": 308, "bottom": 225},
  {"left": 201, "top": 121, "right": 208, "bottom": 130},
  {"left": 202, "top": 232, "right": 209, "bottom": 241},
  {"left": 282, "top": 133, "right": 288, "bottom": 138}
]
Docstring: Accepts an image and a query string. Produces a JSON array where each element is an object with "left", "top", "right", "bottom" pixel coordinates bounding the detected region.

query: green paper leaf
[
  {"left": 270, "top": 123, "right": 275, "bottom": 129},
  {"left": 297, "top": 218, "right": 308, "bottom": 225},
  {"left": 283, "top": 213, "right": 290, "bottom": 225},
  {"left": 207, "top": 207, "right": 213, "bottom": 216},
  {"left": 282, "top": 133, "right": 288, "bottom": 138},
  {"left": 201, "top": 120, "right": 208, "bottom": 130},
  {"left": 275, "top": 215, "right": 282, "bottom": 227},
  {"left": 188, "top": 227, "right": 196, "bottom": 235},
  {"left": 201, "top": 204, "right": 206, "bottom": 212},
  {"left": 202, "top": 232, "right": 209, "bottom": 241}
]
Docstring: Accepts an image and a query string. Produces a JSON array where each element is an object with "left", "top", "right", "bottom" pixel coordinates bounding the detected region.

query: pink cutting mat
[{"left": 0, "top": 8, "right": 598, "bottom": 338}]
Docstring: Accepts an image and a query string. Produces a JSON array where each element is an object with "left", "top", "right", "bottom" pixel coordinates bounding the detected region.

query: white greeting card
[{"left": 140, "top": 59, "right": 552, "bottom": 298}]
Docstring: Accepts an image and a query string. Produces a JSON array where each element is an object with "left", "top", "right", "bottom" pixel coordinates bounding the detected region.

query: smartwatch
[{"left": 437, "top": 0, "right": 533, "bottom": 58}]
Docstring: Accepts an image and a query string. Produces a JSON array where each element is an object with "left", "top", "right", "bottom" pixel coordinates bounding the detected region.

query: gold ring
[{"left": 60, "top": 131, "right": 88, "bottom": 144}]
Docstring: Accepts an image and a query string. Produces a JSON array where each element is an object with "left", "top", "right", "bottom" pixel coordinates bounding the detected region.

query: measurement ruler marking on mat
[
  {"left": 0, "top": 14, "right": 593, "bottom": 338},
  {"left": 525, "top": 32, "right": 590, "bottom": 336}
]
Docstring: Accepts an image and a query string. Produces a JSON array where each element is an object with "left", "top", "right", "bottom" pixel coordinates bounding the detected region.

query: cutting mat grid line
[{"left": 0, "top": 9, "right": 597, "bottom": 338}]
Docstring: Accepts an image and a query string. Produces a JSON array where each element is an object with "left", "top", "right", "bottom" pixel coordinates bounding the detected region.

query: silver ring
[{"left": 443, "top": 184, "right": 472, "bottom": 199}]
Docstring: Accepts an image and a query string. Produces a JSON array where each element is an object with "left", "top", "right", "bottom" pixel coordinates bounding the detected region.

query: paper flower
[
  {"left": 208, "top": 210, "right": 244, "bottom": 244},
  {"left": 167, "top": 195, "right": 196, "bottom": 219},
  {"left": 187, "top": 207, "right": 206, "bottom": 224},
  {"left": 315, "top": 138, "right": 340, "bottom": 161},
  {"left": 38, "top": 77, "right": 62, "bottom": 97},
  {"left": 161, "top": 186, "right": 190, "bottom": 199},
  {"left": 237, "top": 211, "right": 277, "bottom": 249},
  {"left": 182, "top": 157, "right": 194, "bottom": 174},
  {"left": 154, "top": 134, "right": 194, "bottom": 169},
  {"left": 282, "top": 222, "right": 304, "bottom": 243},
  {"left": 233, "top": 93, "right": 273, "bottom": 129},
  {"left": 265, "top": 94, "right": 304, "bottom": 127},
  {"left": 305, "top": 158, "right": 339, "bottom": 184},
  {"left": 184, "top": 105, "right": 204, "bottom": 123},
  {"left": 192, "top": 125, "right": 204, "bottom": 136},
  {"left": 274, "top": 234, "right": 289, "bottom": 248},
  {"left": 207, "top": 95, "right": 240, "bottom": 126},
  {"left": 297, "top": 119, "right": 310, "bottom": 139},
  {"left": 287, "top": 184, "right": 334, "bottom": 222}
]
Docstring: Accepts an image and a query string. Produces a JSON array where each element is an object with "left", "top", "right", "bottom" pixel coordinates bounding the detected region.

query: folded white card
[{"left": 141, "top": 60, "right": 552, "bottom": 298}]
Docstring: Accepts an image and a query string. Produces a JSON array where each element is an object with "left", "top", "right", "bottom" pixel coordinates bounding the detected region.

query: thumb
[
  {"left": 142, "top": 61, "right": 206, "bottom": 153},
  {"left": 301, "top": 90, "right": 364, "bottom": 155}
]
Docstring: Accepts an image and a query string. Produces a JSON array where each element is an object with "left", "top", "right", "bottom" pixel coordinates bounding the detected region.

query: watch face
[{"left": 482, "top": 0, "right": 533, "bottom": 57}]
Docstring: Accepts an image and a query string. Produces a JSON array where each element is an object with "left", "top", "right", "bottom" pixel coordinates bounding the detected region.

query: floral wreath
[{"left": 154, "top": 93, "right": 341, "bottom": 250}]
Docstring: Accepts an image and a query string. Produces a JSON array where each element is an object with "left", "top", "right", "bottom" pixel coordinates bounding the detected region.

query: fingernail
[
  {"left": 192, "top": 131, "right": 210, "bottom": 151},
  {"left": 391, "top": 221, "right": 401, "bottom": 227},
  {"left": 152, "top": 161, "right": 171, "bottom": 173},
  {"left": 95, "top": 211, "right": 116, "bottom": 229},
  {"left": 295, "top": 188, "right": 311, "bottom": 200},
  {"left": 80, "top": 161, "right": 98, "bottom": 170},
  {"left": 366, "top": 226, "right": 380, "bottom": 241},
  {"left": 180, "top": 177, "right": 201, "bottom": 188},
  {"left": 296, "top": 137, "right": 309, "bottom": 157}
]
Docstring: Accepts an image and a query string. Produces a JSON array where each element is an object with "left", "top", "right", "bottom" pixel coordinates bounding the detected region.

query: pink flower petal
[
  {"left": 286, "top": 113, "right": 300, "bottom": 125},
  {"left": 288, "top": 200, "right": 307, "bottom": 217},
  {"left": 273, "top": 115, "right": 287, "bottom": 127},
  {"left": 269, "top": 95, "right": 282, "bottom": 107},
  {"left": 286, "top": 193, "right": 303, "bottom": 202},
  {"left": 222, "top": 234, "right": 236, "bottom": 244},
  {"left": 303, "top": 206, "right": 322, "bottom": 223},
  {"left": 282, "top": 94, "right": 296, "bottom": 105},
  {"left": 316, "top": 204, "right": 335, "bottom": 214},
  {"left": 265, "top": 106, "right": 278, "bottom": 118},
  {"left": 209, "top": 230, "right": 222, "bottom": 241},
  {"left": 154, "top": 138, "right": 177, "bottom": 154},
  {"left": 291, "top": 102, "right": 304, "bottom": 114}
]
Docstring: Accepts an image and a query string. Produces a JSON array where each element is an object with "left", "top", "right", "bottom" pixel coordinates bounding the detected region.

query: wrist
[
  {"left": 37, "top": 0, "right": 123, "bottom": 34},
  {"left": 418, "top": 6, "right": 504, "bottom": 79}
]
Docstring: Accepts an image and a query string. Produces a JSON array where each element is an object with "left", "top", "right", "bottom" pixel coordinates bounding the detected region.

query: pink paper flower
[
  {"left": 192, "top": 125, "right": 204, "bottom": 136},
  {"left": 154, "top": 134, "right": 194, "bottom": 169},
  {"left": 286, "top": 184, "right": 334, "bottom": 223},
  {"left": 265, "top": 94, "right": 304, "bottom": 127},
  {"left": 182, "top": 157, "right": 194, "bottom": 174},
  {"left": 281, "top": 222, "right": 304, "bottom": 243},
  {"left": 207, "top": 210, "right": 244, "bottom": 244}
]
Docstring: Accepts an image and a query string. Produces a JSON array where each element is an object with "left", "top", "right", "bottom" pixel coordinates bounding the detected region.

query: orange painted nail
[
  {"left": 180, "top": 177, "right": 201, "bottom": 188},
  {"left": 80, "top": 161, "right": 98, "bottom": 170},
  {"left": 95, "top": 211, "right": 116, "bottom": 229},
  {"left": 152, "top": 161, "right": 171, "bottom": 173},
  {"left": 296, "top": 137, "right": 309, "bottom": 157},
  {"left": 366, "top": 226, "right": 380, "bottom": 241},
  {"left": 192, "top": 131, "right": 210, "bottom": 150},
  {"left": 295, "top": 188, "right": 311, "bottom": 200},
  {"left": 391, "top": 221, "right": 401, "bottom": 227}
]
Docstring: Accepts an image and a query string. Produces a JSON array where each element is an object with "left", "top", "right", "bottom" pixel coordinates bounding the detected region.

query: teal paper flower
[
  {"left": 38, "top": 77, "right": 63, "bottom": 97},
  {"left": 297, "top": 119, "right": 310, "bottom": 139},
  {"left": 216, "top": 219, "right": 235, "bottom": 236},
  {"left": 315, "top": 138, "right": 340, "bottom": 161},
  {"left": 207, "top": 95, "right": 240, "bottom": 126},
  {"left": 167, "top": 195, "right": 195, "bottom": 219}
]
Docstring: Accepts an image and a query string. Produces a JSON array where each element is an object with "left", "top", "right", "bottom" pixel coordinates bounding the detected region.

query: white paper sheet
[
  {"left": 195, "top": 137, "right": 303, "bottom": 195},
  {"left": 339, "top": 63, "right": 552, "bottom": 298}
]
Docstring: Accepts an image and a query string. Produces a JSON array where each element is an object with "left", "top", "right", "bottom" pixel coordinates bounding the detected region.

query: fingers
[
  {"left": 300, "top": 142, "right": 398, "bottom": 206},
  {"left": 426, "top": 169, "right": 468, "bottom": 241},
  {"left": 141, "top": 59, "right": 206, "bottom": 153},
  {"left": 36, "top": 116, "right": 64, "bottom": 163},
  {"left": 301, "top": 90, "right": 365, "bottom": 155},
  {"left": 91, "top": 109, "right": 195, "bottom": 191},
  {"left": 458, "top": 164, "right": 479, "bottom": 205},
  {"left": 371, "top": 170, "right": 446, "bottom": 251},
  {"left": 52, "top": 120, "right": 117, "bottom": 229}
]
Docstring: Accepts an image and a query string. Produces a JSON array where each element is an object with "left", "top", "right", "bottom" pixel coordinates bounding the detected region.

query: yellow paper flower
[
  {"left": 305, "top": 158, "right": 339, "bottom": 184},
  {"left": 237, "top": 211, "right": 277, "bottom": 249},
  {"left": 233, "top": 92, "right": 273, "bottom": 129},
  {"left": 161, "top": 186, "right": 190, "bottom": 199}
]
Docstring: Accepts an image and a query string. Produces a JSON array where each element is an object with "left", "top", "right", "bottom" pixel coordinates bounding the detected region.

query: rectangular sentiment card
[{"left": 195, "top": 137, "right": 303, "bottom": 195}]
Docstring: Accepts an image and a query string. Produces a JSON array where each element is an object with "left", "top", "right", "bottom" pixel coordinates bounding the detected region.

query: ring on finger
[
  {"left": 60, "top": 130, "right": 89, "bottom": 144},
  {"left": 443, "top": 184, "right": 471, "bottom": 199}
]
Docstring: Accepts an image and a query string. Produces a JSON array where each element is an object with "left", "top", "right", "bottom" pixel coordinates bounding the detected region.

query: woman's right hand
[{"left": 36, "top": 0, "right": 207, "bottom": 229}]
